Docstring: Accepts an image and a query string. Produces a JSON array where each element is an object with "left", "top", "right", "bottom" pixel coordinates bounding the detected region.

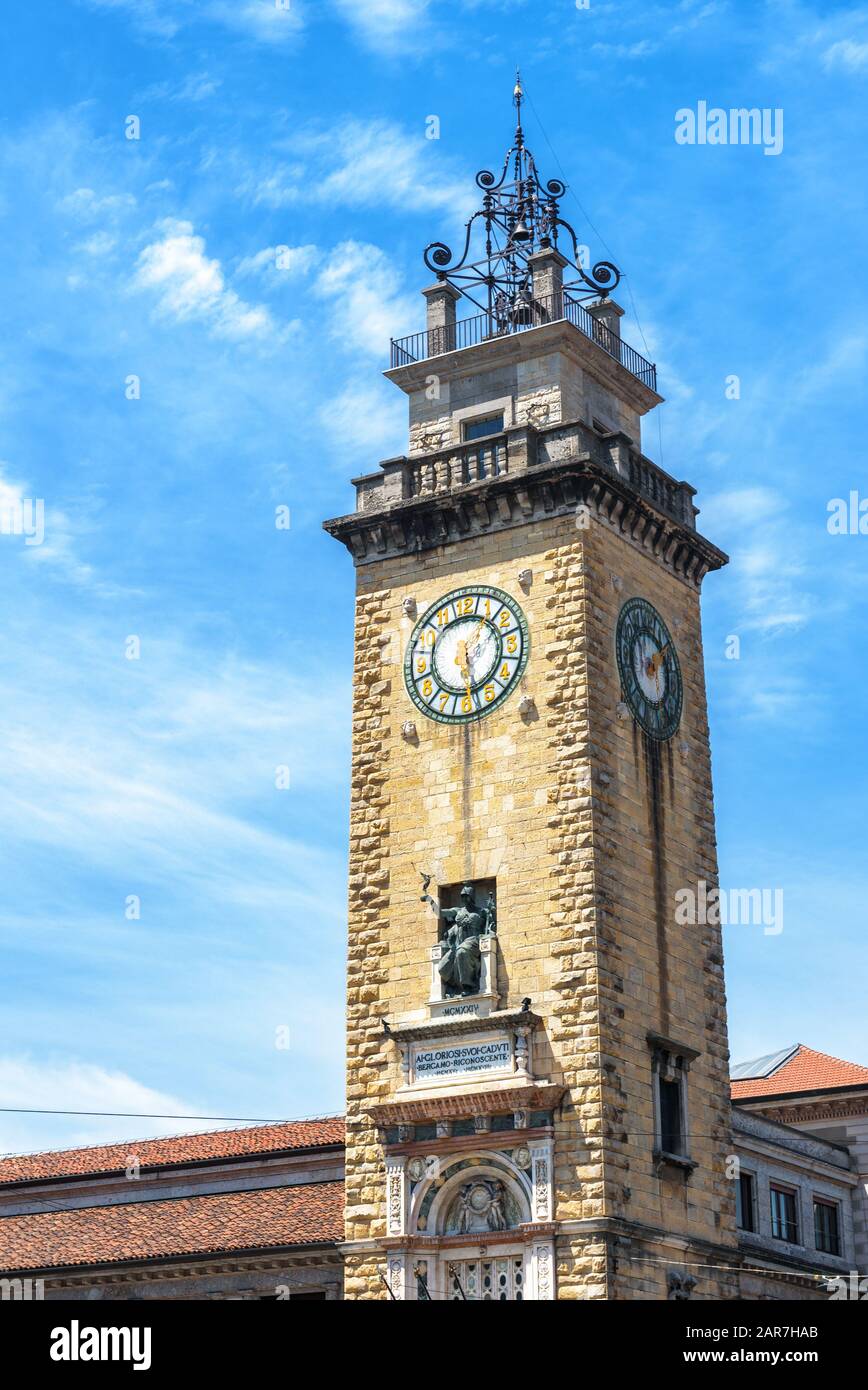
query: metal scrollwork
[
  {"left": 424, "top": 241, "right": 454, "bottom": 271},
  {"left": 420, "top": 72, "right": 622, "bottom": 322}
]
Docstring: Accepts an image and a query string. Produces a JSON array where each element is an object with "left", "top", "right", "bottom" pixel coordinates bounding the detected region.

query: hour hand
[{"left": 648, "top": 643, "right": 669, "bottom": 675}]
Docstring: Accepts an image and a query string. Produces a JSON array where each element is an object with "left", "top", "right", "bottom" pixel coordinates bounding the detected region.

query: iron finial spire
[
  {"left": 513, "top": 69, "right": 523, "bottom": 147},
  {"left": 422, "top": 81, "right": 620, "bottom": 322}
]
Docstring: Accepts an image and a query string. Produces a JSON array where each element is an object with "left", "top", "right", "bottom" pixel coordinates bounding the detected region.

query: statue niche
[
  {"left": 445, "top": 1179, "right": 520, "bottom": 1235},
  {"left": 421, "top": 877, "right": 496, "bottom": 998}
]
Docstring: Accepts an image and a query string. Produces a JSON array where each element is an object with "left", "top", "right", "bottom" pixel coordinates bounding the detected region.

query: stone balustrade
[{"left": 352, "top": 417, "right": 696, "bottom": 531}]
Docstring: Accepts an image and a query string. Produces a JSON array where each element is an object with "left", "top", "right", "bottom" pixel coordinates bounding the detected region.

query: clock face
[
  {"left": 616, "top": 597, "right": 683, "bottom": 741},
  {"left": 405, "top": 585, "right": 529, "bottom": 724}
]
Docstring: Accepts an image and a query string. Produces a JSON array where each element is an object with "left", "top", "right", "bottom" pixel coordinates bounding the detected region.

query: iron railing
[{"left": 390, "top": 290, "right": 657, "bottom": 392}]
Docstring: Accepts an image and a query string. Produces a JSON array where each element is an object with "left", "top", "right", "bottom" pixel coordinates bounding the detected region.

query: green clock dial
[
  {"left": 616, "top": 597, "right": 683, "bottom": 741},
  {"left": 405, "top": 585, "right": 530, "bottom": 724}
]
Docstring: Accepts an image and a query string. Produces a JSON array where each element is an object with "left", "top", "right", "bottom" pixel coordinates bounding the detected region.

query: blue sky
[{"left": 1, "top": 0, "right": 866, "bottom": 1156}]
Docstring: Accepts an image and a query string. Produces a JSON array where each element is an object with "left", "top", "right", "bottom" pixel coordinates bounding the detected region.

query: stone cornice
[
  {"left": 380, "top": 1222, "right": 558, "bottom": 1254},
  {"left": 366, "top": 1083, "right": 566, "bottom": 1128},
  {"left": 383, "top": 1124, "right": 553, "bottom": 1158},
  {"left": 744, "top": 1096, "right": 868, "bottom": 1125},
  {"left": 324, "top": 453, "right": 727, "bottom": 587},
  {"left": 387, "top": 1007, "right": 540, "bottom": 1043},
  {"left": 733, "top": 1086, "right": 868, "bottom": 1119},
  {"left": 14, "top": 1246, "right": 343, "bottom": 1286}
]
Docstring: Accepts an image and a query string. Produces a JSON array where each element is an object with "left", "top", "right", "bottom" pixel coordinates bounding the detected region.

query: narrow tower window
[
  {"left": 648, "top": 1034, "right": 699, "bottom": 1171},
  {"left": 736, "top": 1172, "right": 757, "bottom": 1232}
]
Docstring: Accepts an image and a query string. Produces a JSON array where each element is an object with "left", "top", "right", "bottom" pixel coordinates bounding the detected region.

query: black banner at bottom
[{"left": 3, "top": 1295, "right": 864, "bottom": 1377}]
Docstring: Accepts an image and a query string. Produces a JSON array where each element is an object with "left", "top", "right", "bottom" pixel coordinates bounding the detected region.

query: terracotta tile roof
[
  {"left": 0, "top": 1117, "right": 345, "bottom": 1187},
  {"left": 732, "top": 1044, "right": 868, "bottom": 1100},
  {"left": 0, "top": 1181, "right": 343, "bottom": 1273}
]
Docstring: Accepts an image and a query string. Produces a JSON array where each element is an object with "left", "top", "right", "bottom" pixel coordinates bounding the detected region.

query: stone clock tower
[{"left": 325, "top": 81, "right": 736, "bottom": 1301}]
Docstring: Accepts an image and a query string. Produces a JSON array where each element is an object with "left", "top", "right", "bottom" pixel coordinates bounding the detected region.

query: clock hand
[
  {"left": 455, "top": 638, "right": 471, "bottom": 692},
  {"left": 466, "top": 616, "right": 488, "bottom": 663},
  {"left": 643, "top": 644, "right": 669, "bottom": 680}
]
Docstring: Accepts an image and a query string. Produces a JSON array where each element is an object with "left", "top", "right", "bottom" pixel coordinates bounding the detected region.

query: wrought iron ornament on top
[{"left": 423, "top": 74, "right": 621, "bottom": 331}]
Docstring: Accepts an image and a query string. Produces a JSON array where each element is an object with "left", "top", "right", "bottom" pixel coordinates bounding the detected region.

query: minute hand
[
  {"left": 648, "top": 643, "right": 669, "bottom": 675},
  {"left": 466, "top": 617, "right": 487, "bottom": 663}
]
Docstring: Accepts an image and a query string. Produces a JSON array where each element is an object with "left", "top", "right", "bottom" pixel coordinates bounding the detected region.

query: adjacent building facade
[{"left": 0, "top": 1120, "right": 345, "bottom": 1300}]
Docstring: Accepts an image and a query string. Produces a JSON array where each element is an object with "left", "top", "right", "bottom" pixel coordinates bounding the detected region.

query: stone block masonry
[{"left": 341, "top": 502, "right": 738, "bottom": 1298}]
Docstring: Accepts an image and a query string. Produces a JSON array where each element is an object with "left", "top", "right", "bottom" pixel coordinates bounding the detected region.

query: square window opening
[{"left": 462, "top": 413, "right": 504, "bottom": 442}]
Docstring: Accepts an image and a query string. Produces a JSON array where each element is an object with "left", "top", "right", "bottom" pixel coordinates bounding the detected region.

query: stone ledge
[
  {"left": 324, "top": 456, "right": 727, "bottom": 587},
  {"left": 386, "top": 1008, "right": 541, "bottom": 1044},
  {"left": 366, "top": 1082, "right": 567, "bottom": 1127}
]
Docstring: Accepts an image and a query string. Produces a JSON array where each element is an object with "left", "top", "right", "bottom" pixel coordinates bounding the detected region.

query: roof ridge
[
  {"left": 0, "top": 1113, "right": 345, "bottom": 1166},
  {"left": 18, "top": 1175, "right": 344, "bottom": 1218},
  {"left": 797, "top": 1043, "right": 868, "bottom": 1073}
]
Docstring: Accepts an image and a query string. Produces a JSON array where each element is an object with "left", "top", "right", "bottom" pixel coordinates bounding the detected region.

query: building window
[
  {"left": 736, "top": 1171, "right": 756, "bottom": 1232},
  {"left": 770, "top": 1185, "right": 799, "bottom": 1243},
  {"left": 648, "top": 1033, "right": 698, "bottom": 1167},
  {"left": 813, "top": 1198, "right": 841, "bottom": 1256},
  {"left": 463, "top": 413, "right": 504, "bottom": 442},
  {"left": 461, "top": 414, "right": 505, "bottom": 482},
  {"left": 659, "top": 1079, "right": 683, "bottom": 1156},
  {"left": 447, "top": 1255, "right": 524, "bottom": 1301}
]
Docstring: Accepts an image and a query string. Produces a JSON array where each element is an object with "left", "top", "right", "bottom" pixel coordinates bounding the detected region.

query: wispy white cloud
[
  {"left": 236, "top": 243, "right": 321, "bottom": 281},
  {"left": 75, "top": 229, "right": 118, "bottom": 257},
  {"left": 329, "top": 0, "right": 530, "bottom": 54},
  {"left": 823, "top": 38, "right": 868, "bottom": 71},
  {"left": 702, "top": 487, "right": 813, "bottom": 638},
  {"left": 84, "top": 0, "right": 304, "bottom": 45},
  {"left": 760, "top": 4, "right": 868, "bottom": 76},
  {"left": 58, "top": 187, "right": 136, "bottom": 220},
  {"left": 139, "top": 70, "right": 223, "bottom": 103},
  {"left": 330, "top": 0, "right": 432, "bottom": 52},
  {"left": 133, "top": 218, "right": 282, "bottom": 340},
  {"left": 0, "top": 626, "right": 349, "bottom": 921},
  {"left": 0, "top": 461, "right": 94, "bottom": 585},
  {"left": 591, "top": 38, "right": 661, "bottom": 60},
  {"left": 320, "top": 379, "right": 406, "bottom": 462},
  {"left": 314, "top": 239, "right": 418, "bottom": 357},
  {"left": 0, "top": 1057, "right": 199, "bottom": 1156},
  {"left": 208, "top": 0, "right": 305, "bottom": 45},
  {"left": 239, "top": 118, "right": 471, "bottom": 218}
]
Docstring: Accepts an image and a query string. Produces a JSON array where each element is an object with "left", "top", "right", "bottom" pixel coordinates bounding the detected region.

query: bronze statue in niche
[{"left": 420, "top": 875, "right": 496, "bottom": 997}]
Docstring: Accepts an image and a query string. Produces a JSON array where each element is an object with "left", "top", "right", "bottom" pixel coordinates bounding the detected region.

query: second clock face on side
[
  {"left": 405, "top": 585, "right": 529, "bottom": 724},
  {"left": 616, "top": 597, "right": 683, "bottom": 741}
]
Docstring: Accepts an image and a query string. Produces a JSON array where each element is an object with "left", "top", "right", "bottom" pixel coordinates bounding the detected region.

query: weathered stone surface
[{"left": 341, "top": 501, "right": 739, "bottom": 1298}]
